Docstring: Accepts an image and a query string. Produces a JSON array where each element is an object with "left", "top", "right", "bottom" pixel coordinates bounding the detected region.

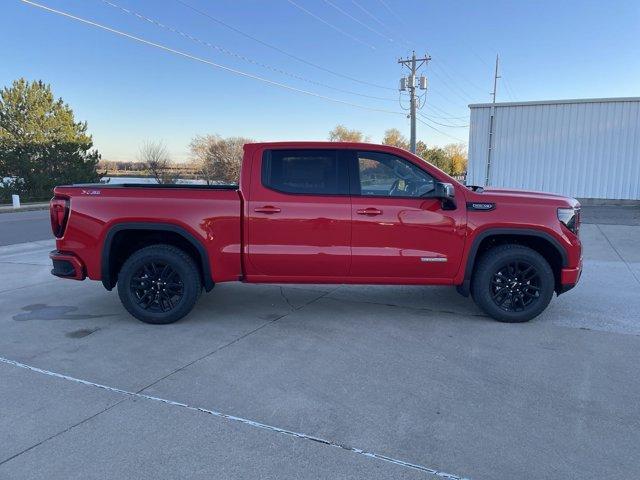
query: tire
[
  {"left": 117, "top": 244, "right": 201, "bottom": 324},
  {"left": 471, "top": 244, "right": 555, "bottom": 323}
]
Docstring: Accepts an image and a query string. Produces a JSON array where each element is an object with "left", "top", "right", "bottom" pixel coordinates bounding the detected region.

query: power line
[
  {"left": 425, "top": 102, "right": 469, "bottom": 119},
  {"left": 377, "top": 0, "right": 411, "bottom": 40},
  {"left": 173, "top": 0, "right": 395, "bottom": 91},
  {"left": 417, "top": 117, "right": 467, "bottom": 143},
  {"left": 20, "top": 0, "right": 404, "bottom": 116},
  {"left": 374, "top": 0, "right": 491, "bottom": 102},
  {"left": 350, "top": 0, "right": 403, "bottom": 42},
  {"left": 501, "top": 73, "right": 517, "bottom": 101},
  {"left": 397, "top": 54, "right": 472, "bottom": 127},
  {"left": 286, "top": 0, "right": 376, "bottom": 50},
  {"left": 424, "top": 111, "right": 469, "bottom": 121},
  {"left": 432, "top": 58, "right": 487, "bottom": 95},
  {"left": 418, "top": 113, "right": 468, "bottom": 128},
  {"left": 427, "top": 64, "right": 476, "bottom": 104},
  {"left": 100, "top": 0, "right": 394, "bottom": 102},
  {"left": 321, "top": 0, "right": 393, "bottom": 43}
]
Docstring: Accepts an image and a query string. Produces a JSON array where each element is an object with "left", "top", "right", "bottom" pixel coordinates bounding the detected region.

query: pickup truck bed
[{"left": 53, "top": 184, "right": 243, "bottom": 288}]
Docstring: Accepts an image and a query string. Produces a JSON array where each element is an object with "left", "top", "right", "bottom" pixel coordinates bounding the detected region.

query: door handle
[
  {"left": 356, "top": 207, "right": 383, "bottom": 216},
  {"left": 254, "top": 205, "right": 281, "bottom": 214}
]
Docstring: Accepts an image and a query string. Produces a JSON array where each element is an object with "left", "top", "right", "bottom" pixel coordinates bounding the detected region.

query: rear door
[
  {"left": 348, "top": 150, "right": 465, "bottom": 280},
  {"left": 245, "top": 148, "right": 352, "bottom": 278}
]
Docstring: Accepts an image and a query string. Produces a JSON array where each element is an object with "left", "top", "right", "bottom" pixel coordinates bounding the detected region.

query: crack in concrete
[
  {"left": 279, "top": 286, "right": 296, "bottom": 310},
  {"left": 0, "top": 261, "right": 50, "bottom": 267},
  {"left": 0, "top": 280, "right": 59, "bottom": 295},
  {"left": 596, "top": 224, "right": 640, "bottom": 285},
  {"left": 0, "top": 398, "right": 127, "bottom": 467},
  {"left": 0, "top": 356, "right": 471, "bottom": 479},
  {"left": 323, "top": 295, "right": 488, "bottom": 319},
  {"left": 134, "top": 288, "right": 335, "bottom": 395}
]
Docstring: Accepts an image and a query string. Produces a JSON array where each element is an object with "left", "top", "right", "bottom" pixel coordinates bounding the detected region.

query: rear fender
[{"left": 101, "top": 222, "right": 214, "bottom": 291}]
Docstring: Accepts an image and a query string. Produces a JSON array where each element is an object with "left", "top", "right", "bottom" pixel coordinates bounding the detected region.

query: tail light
[{"left": 50, "top": 196, "right": 70, "bottom": 238}]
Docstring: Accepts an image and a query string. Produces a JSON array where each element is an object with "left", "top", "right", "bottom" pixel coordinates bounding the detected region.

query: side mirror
[
  {"left": 434, "top": 182, "right": 455, "bottom": 199},
  {"left": 434, "top": 182, "right": 456, "bottom": 210}
]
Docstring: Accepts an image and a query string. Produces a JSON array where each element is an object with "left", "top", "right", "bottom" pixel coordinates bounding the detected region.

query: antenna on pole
[
  {"left": 491, "top": 54, "right": 500, "bottom": 103},
  {"left": 485, "top": 54, "right": 500, "bottom": 185}
]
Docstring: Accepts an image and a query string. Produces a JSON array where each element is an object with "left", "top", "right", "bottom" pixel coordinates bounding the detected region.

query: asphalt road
[
  {"left": 1, "top": 211, "right": 639, "bottom": 479},
  {"left": 0, "top": 210, "right": 51, "bottom": 246}
]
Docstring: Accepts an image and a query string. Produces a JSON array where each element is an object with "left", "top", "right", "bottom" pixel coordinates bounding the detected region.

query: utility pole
[
  {"left": 398, "top": 51, "right": 430, "bottom": 153},
  {"left": 484, "top": 54, "right": 500, "bottom": 185}
]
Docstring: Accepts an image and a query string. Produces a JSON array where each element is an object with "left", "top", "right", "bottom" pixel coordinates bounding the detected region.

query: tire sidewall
[
  {"left": 117, "top": 246, "right": 200, "bottom": 324},
  {"left": 472, "top": 246, "right": 555, "bottom": 323}
]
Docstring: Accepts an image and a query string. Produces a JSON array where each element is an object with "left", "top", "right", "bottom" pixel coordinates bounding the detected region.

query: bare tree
[
  {"left": 138, "top": 141, "right": 178, "bottom": 184},
  {"left": 189, "top": 135, "right": 251, "bottom": 184}
]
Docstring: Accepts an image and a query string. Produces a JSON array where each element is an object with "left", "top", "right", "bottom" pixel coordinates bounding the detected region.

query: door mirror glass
[{"left": 431, "top": 182, "right": 456, "bottom": 210}]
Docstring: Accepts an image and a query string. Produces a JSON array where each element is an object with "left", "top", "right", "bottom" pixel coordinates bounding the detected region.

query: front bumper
[
  {"left": 50, "top": 250, "right": 86, "bottom": 281},
  {"left": 558, "top": 258, "right": 582, "bottom": 294}
]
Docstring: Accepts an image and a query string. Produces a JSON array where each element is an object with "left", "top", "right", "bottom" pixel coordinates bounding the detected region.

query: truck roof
[{"left": 245, "top": 141, "right": 410, "bottom": 151}]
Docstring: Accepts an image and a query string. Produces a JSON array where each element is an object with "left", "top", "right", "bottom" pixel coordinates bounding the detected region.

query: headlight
[{"left": 558, "top": 207, "right": 580, "bottom": 235}]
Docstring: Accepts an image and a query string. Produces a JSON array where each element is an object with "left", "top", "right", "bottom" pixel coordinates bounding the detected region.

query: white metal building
[{"left": 466, "top": 97, "right": 640, "bottom": 200}]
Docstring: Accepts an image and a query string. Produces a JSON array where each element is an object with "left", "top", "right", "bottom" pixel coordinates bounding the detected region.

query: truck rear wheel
[
  {"left": 117, "top": 244, "right": 201, "bottom": 324},
  {"left": 471, "top": 244, "right": 554, "bottom": 323}
]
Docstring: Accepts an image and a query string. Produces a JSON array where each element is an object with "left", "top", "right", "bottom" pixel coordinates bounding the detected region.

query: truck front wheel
[
  {"left": 471, "top": 244, "right": 555, "bottom": 323},
  {"left": 117, "top": 244, "right": 201, "bottom": 324}
]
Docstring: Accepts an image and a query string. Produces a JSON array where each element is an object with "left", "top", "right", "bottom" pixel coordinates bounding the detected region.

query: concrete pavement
[{"left": 0, "top": 224, "right": 639, "bottom": 479}]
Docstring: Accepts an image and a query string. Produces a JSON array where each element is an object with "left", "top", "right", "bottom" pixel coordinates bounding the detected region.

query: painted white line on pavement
[{"left": 0, "top": 355, "right": 471, "bottom": 479}]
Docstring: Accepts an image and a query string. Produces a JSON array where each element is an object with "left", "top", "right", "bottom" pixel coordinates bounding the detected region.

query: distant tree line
[
  {"left": 125, "top": 126, "right": 467, "bottom": 187},
  {"left": 132, "top": 136, "right": 253, "bottom": 185},
  {"left": 99, "top": 159, "right": 147, "bottom": 172}
]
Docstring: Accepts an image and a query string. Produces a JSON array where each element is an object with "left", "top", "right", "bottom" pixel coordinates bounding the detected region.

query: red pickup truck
[{"left": 49, "top": 142, "right": 582, "bottom": 324}]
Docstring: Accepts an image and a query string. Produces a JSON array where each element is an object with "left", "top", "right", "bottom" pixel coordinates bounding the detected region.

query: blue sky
[{"left": 3, "top": 0, "right": 639, "bottom": 162}]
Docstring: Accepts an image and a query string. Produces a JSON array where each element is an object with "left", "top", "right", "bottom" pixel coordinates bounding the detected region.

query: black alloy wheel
[
  {"left": 471, "top": 244, "right": 555, "bottom": 323},
  {"left": 130, "top": 261, "right": 184, "bottom": 313},
  {"left": 490, "top": 260, "right": 541, "bottom": 312},
  {"left": 117, "top": 244, "right": 202, "bottom": 324}
]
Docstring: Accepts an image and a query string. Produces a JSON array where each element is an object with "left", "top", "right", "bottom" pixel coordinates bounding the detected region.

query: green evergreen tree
[{"left": 0, "top": 78, "right": 100, "bottom": 201}]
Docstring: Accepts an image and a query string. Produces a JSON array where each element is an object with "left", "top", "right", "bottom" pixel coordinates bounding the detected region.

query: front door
[
  {"left": 349, "top": 150, "right": 465, "bottom": 280},
  {"left": 246, "top": 148, "right": 351, "bottom": 278}
]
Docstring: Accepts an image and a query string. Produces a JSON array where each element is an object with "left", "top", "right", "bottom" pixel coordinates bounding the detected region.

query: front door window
[{"left": 358, "top": 151, "right": 435, "bottom": 198}]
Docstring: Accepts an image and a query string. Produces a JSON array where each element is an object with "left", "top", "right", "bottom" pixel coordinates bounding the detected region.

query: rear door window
[{"left": 262, "top": 149, "right": 348, "bottom": 195}]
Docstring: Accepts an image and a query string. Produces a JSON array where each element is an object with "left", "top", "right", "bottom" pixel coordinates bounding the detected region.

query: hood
[{"left": 471, "top": 186, "right": 580, "bottom": 208}]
